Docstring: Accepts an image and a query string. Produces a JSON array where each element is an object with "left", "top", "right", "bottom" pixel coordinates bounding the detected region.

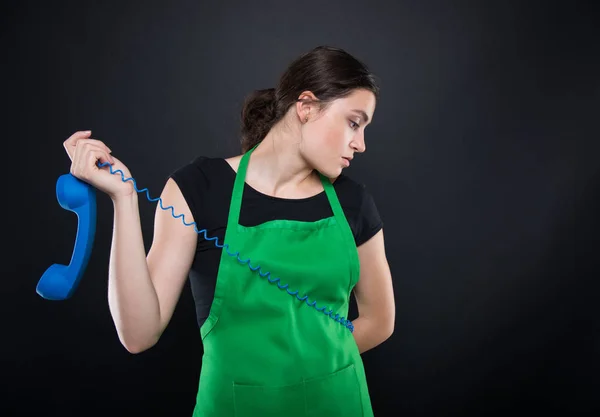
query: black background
[{"left": 4, "top": 1, "right": 599, "bottom": 416}]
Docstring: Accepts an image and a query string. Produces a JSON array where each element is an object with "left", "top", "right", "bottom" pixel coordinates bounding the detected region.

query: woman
[{"left": 64, "top": 45, "right": 395, "bottom": 416}]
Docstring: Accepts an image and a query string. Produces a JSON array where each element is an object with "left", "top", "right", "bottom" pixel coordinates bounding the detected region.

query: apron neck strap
[
  {"left": 227, "top": 144, "right": 255, "bottom": 227},
  {"left": 227, "top": 143, "right": 344, "bottom": 226},
  {"left": 318, "top": 172, "right": 345, "bottom": 221}
]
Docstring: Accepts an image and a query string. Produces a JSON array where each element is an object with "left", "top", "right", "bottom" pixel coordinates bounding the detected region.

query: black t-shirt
[{"left": 169, "top": 156, "right": 383, "bottom": 329}]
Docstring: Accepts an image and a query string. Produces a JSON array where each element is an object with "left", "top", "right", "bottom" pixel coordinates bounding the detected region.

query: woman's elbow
[
  {"left": 123, "top": 342, "right": 147, "bottom": 354},
  {"left": 378, "top": 307, "right": 395, "bottom": 342},
  {"left": 122, "top": 339, "right": 156, "bottom": 354},
  {"left": 118, "top": 331, "right": 159, "bottom": 354},
  {"left": 381, "top": 317, "right": 395, "bottom": 341}
]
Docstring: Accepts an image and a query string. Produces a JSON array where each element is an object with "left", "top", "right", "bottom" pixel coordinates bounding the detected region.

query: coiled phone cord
[{"left": 98, "top": 161, "right": 355, "bottom": 333}]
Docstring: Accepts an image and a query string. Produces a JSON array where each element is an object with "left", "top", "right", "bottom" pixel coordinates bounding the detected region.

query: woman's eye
[{"left": 350, "top": 120, "right": 360, "bottom": 130}]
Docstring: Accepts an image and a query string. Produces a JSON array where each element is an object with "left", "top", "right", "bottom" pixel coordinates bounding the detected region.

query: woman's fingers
[{"left": 63, "top": 131, "right": 112, "bottom": 161}]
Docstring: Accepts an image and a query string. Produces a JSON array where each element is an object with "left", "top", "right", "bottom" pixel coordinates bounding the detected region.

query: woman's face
[{"left": 299, "top": 88, "right": 376, "bottom": 178}]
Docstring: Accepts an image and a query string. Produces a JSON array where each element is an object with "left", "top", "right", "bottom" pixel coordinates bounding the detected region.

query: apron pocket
[
  {"left": 304, "top": 363, "right": 364, "bottom": 416},
  {"left": 233, "top": 364, "right": 363, "bottom": 417},
  {"left": 233, "top": 379, "right": 306, "bottom": 417}
]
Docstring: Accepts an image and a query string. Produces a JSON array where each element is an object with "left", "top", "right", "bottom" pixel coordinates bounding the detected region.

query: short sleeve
[
  {"left": 168, "top": 156, "right": 209, "bottom": 226},
  {"left": 355, "top": 186, "right": 383, "bottom": 246}
]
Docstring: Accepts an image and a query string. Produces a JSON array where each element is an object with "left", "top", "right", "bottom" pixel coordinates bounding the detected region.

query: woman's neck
[{"left": 245, "top": 121, "right": 321, "bottom": 199}]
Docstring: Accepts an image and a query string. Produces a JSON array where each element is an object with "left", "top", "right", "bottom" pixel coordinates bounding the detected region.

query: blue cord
[{"left": 97, "top": 161, "right": 354, "bottom": 333}]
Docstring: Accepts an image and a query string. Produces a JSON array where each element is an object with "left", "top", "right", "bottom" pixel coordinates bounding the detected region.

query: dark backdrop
[{"left": 3, "top": 1, "right": 599, "bottom": 416}]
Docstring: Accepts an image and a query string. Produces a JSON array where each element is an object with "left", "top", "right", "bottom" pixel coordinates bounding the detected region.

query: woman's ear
[{"left": 295, "top": 91, "right": 318, "bottom": 123}]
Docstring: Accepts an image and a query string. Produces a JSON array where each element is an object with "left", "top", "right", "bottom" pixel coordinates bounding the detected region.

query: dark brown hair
[{"left": 240, "top": 45, "right": 380, "bottom": 152}]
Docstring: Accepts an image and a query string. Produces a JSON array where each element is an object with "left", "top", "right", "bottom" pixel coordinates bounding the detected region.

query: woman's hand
[{"left": 63, "top": 130, "right": 136, "bottom": 200}]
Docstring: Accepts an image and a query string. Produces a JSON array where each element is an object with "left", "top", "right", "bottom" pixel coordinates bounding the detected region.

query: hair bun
[{"left": 240, "top": 88, "right": 278, "bottom": 152}]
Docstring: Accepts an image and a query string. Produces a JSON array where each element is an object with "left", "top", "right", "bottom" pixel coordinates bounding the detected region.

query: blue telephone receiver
[{"left": 36, "top": 173, "right": 97, "bottom": 300}]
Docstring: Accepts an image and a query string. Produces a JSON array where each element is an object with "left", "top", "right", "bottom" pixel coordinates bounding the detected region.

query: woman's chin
[{"left": 317, "top": 166, "right": 342, "bottom": 180}]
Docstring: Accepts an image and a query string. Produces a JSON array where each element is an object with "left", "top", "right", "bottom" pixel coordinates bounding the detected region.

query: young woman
[{"left": 64, "top": 45, "right": 395, "bottom": 416}]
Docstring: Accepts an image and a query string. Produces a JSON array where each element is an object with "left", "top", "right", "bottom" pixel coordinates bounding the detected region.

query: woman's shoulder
[
  {"left": 168, "top": 155, "right": 237, "bottom": 206},
  {"left": 167, "top": 155, "right": 235, "bottom": 220},
  {"left": 332, "top": 173, "right": 370, "bottom": 199},
  {"left": 169, "top": 155, "right": 233, "bottom": 180},
  {"left": 333, "top": 173, "right": 383, "bottom": 245},
  {"left": 224, "top": 155, "right": 242, "bottom": 167}
]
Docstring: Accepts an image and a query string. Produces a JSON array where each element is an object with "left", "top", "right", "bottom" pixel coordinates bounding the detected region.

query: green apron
[{"left": 192, "top": 145, "right": 373, "bottom": 416}]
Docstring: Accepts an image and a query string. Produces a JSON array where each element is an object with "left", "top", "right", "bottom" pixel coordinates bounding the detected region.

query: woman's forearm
[
  {"left": 352, "top": 316, "right": 394, "bottom": 354},
  {"left": 108, "top": 193, "right": 161, "bottom": 353}
]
